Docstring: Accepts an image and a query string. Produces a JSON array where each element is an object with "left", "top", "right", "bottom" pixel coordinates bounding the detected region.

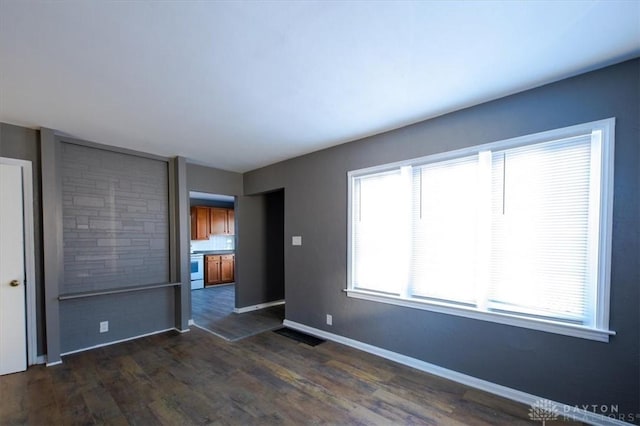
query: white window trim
[{"left": 346, "top": 118, "right": 616, "bottom": 343}]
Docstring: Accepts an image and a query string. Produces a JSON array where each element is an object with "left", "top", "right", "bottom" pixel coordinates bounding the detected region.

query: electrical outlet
[
  {"left": 326, "top": 314, "right": 333, "bottom": 326},
  {"left": 99, "top": 321, "right": 109, "bottom": 333},
  {"left": 292, "top": 236, "right": 302, "bottom": 246}
]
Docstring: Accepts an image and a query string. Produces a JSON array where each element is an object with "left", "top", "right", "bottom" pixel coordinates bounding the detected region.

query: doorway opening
[
  {"left": 189, "top": 190, "right": 236, "bottom": 319},
  {"left": 188, "top": 189, "right": 285, "bottom": 341}
]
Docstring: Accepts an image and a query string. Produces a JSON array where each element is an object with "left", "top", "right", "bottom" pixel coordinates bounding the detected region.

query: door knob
[{"left": 9, "top": 280, "right": 20, "bottom": 287}]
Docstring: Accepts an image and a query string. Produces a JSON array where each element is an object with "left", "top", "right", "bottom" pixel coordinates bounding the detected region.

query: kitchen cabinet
[
  {"left": 220, "top": 255, "right": 235, "bottom": 282},
  {"left": 190, "top": 206, "right": 210, "bottom": 240},
  {"left": 227, "top": 210, "right": 235, "bottom": 235},
  {"left": 205, "top": 254, "right": 235, "bottom": 285},
  {"left": 210, "top": 208, "right": 235, "bottom": 235},
  {"left": 190, "top": 206, "right": 235, "bottom": 240},
  {"left": 205, "top": 255, "right": 221, "bottom": 284}
]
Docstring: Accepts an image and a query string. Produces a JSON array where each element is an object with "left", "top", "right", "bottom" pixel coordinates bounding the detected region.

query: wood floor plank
[
  {"left": 240, "top": 335, "right": 473, "bottom": 425},
  {"left": 147, "top": 397, "right": 193, "bottom": 425},
  {"left": 248, "top": 334, "right": 463, "bottom": 424},
  {"left": 0, "top": 327, "right": 585, "bottom": 425}
]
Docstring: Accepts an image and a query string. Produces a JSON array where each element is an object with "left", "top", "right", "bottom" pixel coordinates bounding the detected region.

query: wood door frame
[{"left": 0, "top": 157, "right": 38, "bottom": 365}]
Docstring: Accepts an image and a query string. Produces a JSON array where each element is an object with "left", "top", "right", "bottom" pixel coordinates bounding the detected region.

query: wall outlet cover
[
  {"left": 292, "top": 236, "right": 302, "bottom": 246},
  {"left": 99, "top": 321, "right": 109, "bottom": 333},
  {"left": 326, "top": 314, "right": 333, "bottom": 326}
]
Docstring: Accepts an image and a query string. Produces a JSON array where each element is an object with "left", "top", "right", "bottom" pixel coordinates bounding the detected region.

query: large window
[{"left": 347, "top": 119, "right": 615, "bottom": 342}]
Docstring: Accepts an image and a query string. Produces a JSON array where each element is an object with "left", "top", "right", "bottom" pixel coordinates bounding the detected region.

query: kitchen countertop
[{"left": 191, "top": 250, "right": 235, "bottom": 255}]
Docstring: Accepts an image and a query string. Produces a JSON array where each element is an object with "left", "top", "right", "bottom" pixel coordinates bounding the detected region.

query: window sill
[{"left": 345, "top": 289, "right": 615, "bottom": 343}]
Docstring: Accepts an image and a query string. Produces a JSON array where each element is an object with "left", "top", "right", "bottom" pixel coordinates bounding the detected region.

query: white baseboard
[
  {"left": 283, "top": 320, "right": 630, "bottom": 426},
  {"left": 234, "top": 299, "right": 285, "bottom": 314},
  {"left": 45, "top": 359, "right": 62, "bottom": 367},
  {"left": 34, "top": 355, "right": 46, "bottom": 365},
  {"left": 58, "top": 327, "right": 178, "bottom": 358}
]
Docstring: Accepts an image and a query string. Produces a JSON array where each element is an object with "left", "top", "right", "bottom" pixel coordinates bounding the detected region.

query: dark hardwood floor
[
  {"left": 0, "top": 327, "right": 583, "bottom": 425},
  {"left": 191, "top": 284, "right": 285, "bottom": 341}
]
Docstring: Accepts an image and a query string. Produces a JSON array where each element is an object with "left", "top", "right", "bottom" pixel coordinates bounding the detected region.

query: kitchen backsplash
[{"left": 191, "top": 235, "right": 235, "bottom": 252}]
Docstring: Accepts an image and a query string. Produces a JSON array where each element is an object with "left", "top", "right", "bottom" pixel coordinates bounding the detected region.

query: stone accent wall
[{"left": 61, "top": 143, "right": 169, "bottom": 294}]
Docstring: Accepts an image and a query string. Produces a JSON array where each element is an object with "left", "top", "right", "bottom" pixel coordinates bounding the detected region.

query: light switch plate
[{"left": 292, "top": 236, "right": 302, "bottom": 246}]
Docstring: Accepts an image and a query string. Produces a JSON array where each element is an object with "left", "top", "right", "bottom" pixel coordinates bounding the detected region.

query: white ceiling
[{"left": 1, "top": 1, "right": 638, "bottom": 173}]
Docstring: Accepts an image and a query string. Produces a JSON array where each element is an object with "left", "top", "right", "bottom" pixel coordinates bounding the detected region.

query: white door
[{"left": 0, "top": 163, "right": 27, "bottom": 375}]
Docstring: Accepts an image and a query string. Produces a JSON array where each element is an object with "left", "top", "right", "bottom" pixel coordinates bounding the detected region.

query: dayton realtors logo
[
  {"left": 528, "top": 399, "right": 560, "bottom": 425},
  {"left": 529, "top": 399, "right": 639, "bottom": 423}
]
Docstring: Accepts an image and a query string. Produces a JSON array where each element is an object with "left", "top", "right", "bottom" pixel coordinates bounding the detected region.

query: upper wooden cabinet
[
  {"left": 227, "top": 209, "right": 235, "bottom": 235},
  {"left": 190, "top": 206, "right": 235, "bottom": 240},
  {"left": 210, "top": 208, "right": 234, "bottom": 235},
  {"left": 210, "top": 208, "right": 227, "bottom": 235},
  {"left": 190, "top": 206, "right": 210, "bottom": 240}
]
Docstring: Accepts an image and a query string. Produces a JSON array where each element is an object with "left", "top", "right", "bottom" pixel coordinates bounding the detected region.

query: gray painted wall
[
  {"left": 187, "top": 163, "right": 242, "bottom": 196},
  {"left": 235, "top": 194, "right": 267, "bottom": 308},
  {"left": 0, "top": 123, "right": 45, "bottom": 356},
  {"left": 59, "top": 288, "right": 174, "bottom": 353},
  {"left": 171, "top": 156, "right": 191, "bottom": 332},
  {"left": 243, "top": 59, "right": 640, "bottom": 414}
]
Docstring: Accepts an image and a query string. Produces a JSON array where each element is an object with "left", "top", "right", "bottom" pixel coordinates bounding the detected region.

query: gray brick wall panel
[{"left": 61, "top": 143, "right": 170, "bottom": 293}]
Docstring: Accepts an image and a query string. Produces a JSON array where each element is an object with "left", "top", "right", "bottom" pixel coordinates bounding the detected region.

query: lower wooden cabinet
[
  {"left": 220, "top": 255, "right": 234, "bottom": 282},
  {"left": 205, "top": 254, "right": 235, "bottom": 285},
  {"left": 205, "top": 255, "right": 221, "bottom": 284}
]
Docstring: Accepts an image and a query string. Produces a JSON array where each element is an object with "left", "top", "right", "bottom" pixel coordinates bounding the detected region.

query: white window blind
[
  {"left": 348, "top": 118, "right": 615, "bottom": 341},
  {"left": 411, "top": 155, "right": 479, "bottom": 305},
  {"left": 487, "top": 135, "right": 595, "bottom": 324},
  {"left": 352, "top": 168, "right": 410, "bottom": 294}
]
